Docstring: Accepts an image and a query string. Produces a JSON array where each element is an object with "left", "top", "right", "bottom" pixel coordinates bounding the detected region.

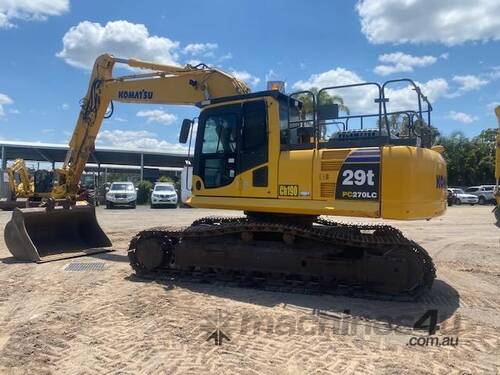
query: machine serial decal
[
  {"left": 336, "top": 148, "right": 380, "bottom": 201},
  {"left": 117, "top": 90, "right": 154, "bottom": 100},
  {"left": 279, "top": 185, "right": 299, "bottom": 197}
]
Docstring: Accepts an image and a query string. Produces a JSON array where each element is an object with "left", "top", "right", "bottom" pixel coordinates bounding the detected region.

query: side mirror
[
  {"left": 179, "top": 119, "right": 193, "bottom": 143},
  {"left": 317, "top": 103, "right": 339, "bottom": 121}
]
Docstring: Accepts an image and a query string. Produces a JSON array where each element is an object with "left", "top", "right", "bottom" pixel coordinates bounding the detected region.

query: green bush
[
  {"left": 136, "top": 180, "right": 153, "bottom": 204},
  {"left": 158, "top": 175, "right": 181, "bottom": 193},
  {"left": 158, "top": 175, "right": 174, "bottom": 183}
]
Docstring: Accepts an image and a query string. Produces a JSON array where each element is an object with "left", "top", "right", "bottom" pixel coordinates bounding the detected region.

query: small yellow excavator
[
  {"left": 5, "top": 54, "right": 446, "bottom": 298},
  {"left": 5, "top": 158, "right": 34, "bottom": 198},
  {"left": 494, "top": 106, "right": 500, "bottom": 223},
  {"left": 0, "top": 159, "right": 53, "bottom": 211}
]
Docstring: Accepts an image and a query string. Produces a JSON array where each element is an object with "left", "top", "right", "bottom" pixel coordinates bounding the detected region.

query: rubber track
[{"left": 128, "top": 216, "right": 436, "bottom": 301}]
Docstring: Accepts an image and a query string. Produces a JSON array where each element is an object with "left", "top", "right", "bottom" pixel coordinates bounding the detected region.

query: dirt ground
[{"left": 0, "top": 205, "right": 499, "bottom": 374}]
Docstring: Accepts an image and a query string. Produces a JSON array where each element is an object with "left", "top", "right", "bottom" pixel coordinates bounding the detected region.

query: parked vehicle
[
  {"left": 150, "top": 182, "right": 178, "bottom": 208},
  {"left": 447, "top": 188, "right": 456, "bottom": 206},
  {"left": 464, "top": 185, "right": 496, "bottom": 205},
  {"left": 106, "top": 182, "right": 137, "bottom": 208},
  {"left": 448, "top": 188, "right": 478, "bottom": 205}
]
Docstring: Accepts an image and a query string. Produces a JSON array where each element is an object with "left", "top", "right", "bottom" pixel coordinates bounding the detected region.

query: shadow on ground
[
  {"left": 0, "top": 256, "right": 30, "bottom": 264},
  {"left": 126, "top": 273, "right": 460, "bottom": 330}
]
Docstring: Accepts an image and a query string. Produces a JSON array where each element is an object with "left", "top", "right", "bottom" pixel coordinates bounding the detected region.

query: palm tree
[{"left": 297, "top": 88, "right": 350, "bottom": 140}]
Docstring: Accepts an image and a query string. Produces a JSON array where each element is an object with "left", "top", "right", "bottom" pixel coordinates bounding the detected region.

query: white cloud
[
  {"left": 452, "top": 75, "right": 489, "bottom": 92},
  {"left": 0, "top": 0, "right": 69, "bottom": 29},
  {"left": 447, "top": 111, "right": 478, "bottom": 124},
  {"left": 374, "top": 52, "right": 437, "bottom": 76},
  {"left": 136, "top": 109, "right": 177, "bottom": 125},
  {"left": 356, "top": 0, "right": 500, "bottom": 45},
  {"left": 0, "top": 12, "right": 11, "bottom": 28},
  {"left": 57, "top": 20, "right": 180, "bottom": 69},
  {"left": 0, "top": 92, "right": 13, "bottom": 117},
  {"left": 229, "top": 70, "right": 260, "bottom": 87},
  {"left": 293, "top": 68, "right": 378, "bottom": 114},
  {"left": 217, "top": 52, "right": 233, "bottom": 62},
  {"left": 265, "top": 69, "right": 279, "bottom": 82},
  {"left": 486, "top": 102, "right": 499, "bottom": 111},
  {"left": 292, "top": 68, "right": 448, "bottom": 114},
  {"left": 385, "top": 78, "right": 449, "bottom": 112},
  {"left": 293, "top": 68, "right": 363, "bottom": 91},
  {"left": 182, "top": 43, "right": 218, "bottom": 56},
  {"left": 414, "top": 78, "right": 449, "bottom": 102},
  {"left": 8, "top": 108, "right": 19, "bottom": 114},
  {"left": 97, "top": 129, "right": 188, "bottom": 153},
  {"left": 61, "top": 103, "right": 69, "bottom": 110},
  {"left": 489, "top": 67, "right": 500, "bottom": 80}
]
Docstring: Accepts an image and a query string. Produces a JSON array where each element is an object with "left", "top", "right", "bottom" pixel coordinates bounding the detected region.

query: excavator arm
[
  {"left": 54, "top": 53, "right": 250, "bottom": 199},
  {"left": 3, "top": 53, "right": 250, "bottom": 262}
]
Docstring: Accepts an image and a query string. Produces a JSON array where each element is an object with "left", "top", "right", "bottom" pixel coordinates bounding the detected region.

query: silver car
[
  {"left": 464, "top": 185, "right": 495, "bottom": 205},
  {"left": 105, "top": 182, "right": 137, "bottom": 208},
  {"left": 448, "top": 188, "right": 479, "bottom": 205}
]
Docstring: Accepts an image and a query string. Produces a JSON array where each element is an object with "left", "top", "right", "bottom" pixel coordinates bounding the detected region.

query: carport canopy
[{"left": 0, "top": 141, "right": 189, "bottom": 168}]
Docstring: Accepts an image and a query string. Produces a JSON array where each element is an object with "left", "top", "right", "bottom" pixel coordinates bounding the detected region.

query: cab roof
[{"left": 197, "top": 90, "right": 289, "bottom": 107}]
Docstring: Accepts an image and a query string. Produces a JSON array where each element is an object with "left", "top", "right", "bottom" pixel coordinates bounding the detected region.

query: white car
[
  {"left": 448, "top": 188, "right": 478, "bottom": 205},
  {"left": 464, "top": 185, "right": 496, "bottom": 205},
  {"left": 106, "top": 182, "right": 137, "bottom": 208},
  {"left": 151, "top": 182, "right": 178, "bottom": 208}
]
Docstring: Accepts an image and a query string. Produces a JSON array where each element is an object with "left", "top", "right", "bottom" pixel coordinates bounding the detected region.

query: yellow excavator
[
  {"left": 5, "top": 159, "right": 34, "bottom": 198},
  {"left": 5, "top": 54, "right": 446, "bottom": 297},
  {"left": 494, "top": 106, "right": 500, "bottom": 223},
  {"left": 0, "top": 159, "right": 54, "bottom": 211}
]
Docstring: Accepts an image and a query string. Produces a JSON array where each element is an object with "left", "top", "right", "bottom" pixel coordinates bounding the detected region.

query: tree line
[{"left": 438, "top": 128, "right": 496, "bottom": 187}]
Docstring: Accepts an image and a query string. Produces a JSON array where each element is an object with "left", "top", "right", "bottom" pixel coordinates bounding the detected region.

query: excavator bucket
[{"left": 4, "top": 205, "right": 112, "bottom": 263}]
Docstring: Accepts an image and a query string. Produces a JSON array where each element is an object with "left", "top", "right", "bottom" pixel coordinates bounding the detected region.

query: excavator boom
[{"left": 4, "top": 54, "right": 250, "bottom": 262}]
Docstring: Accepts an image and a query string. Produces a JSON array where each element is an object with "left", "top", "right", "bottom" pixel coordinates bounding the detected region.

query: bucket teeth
[{"left": 4, "top": 206, "right": 112, "bottom": 263}]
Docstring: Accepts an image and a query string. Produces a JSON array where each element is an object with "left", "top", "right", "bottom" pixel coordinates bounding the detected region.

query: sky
[{"left": 0, "top": 0, "right": 499, "bottom": 153}]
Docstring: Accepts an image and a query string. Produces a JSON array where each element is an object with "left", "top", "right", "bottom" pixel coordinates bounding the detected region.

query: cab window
[{"left": 202, "top": 114, "right": 238, "bottom": 154}]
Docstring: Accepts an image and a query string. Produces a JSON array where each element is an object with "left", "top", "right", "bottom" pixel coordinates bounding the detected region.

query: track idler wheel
[{"left": 129, "top": 235, "right": 173, "bottom": 275}]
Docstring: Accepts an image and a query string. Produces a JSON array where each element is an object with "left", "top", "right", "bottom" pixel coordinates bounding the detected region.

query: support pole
[
  {"left": 140, "top": 153, "right": 144, "bottom": 181},
  {"left": 97, "top": 163, "right": 101, "bottom": 190},
  {"left": 0, "top": 146, "right": 5, "bottom": 198}
]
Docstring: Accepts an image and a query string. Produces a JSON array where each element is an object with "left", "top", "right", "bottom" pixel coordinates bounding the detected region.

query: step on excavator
[{"left": 5, "top": 54, "right": 447, "bottom": 298}]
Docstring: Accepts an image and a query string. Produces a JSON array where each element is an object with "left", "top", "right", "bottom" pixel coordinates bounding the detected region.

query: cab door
[
  {"left": 237, "top": 100, "right": 271, "bottom": 198},
  {"left": 194, "top": 103, "right": 241, "bottom": 196},
  {"left": 193, "top": 99, "right": 272, "bottom": 199}
]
